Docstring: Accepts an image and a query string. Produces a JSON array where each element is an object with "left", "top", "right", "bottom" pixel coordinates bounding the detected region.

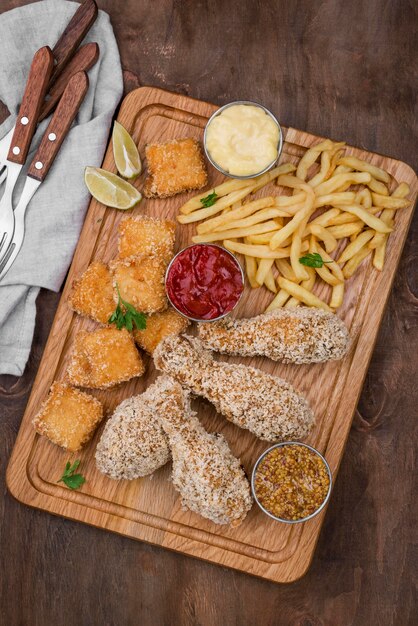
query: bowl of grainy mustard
[{"left": 251, "top": 442, "right": 332, "bottom": 524}]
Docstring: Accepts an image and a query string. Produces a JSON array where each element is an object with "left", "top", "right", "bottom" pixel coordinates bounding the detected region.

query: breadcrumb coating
[
  {"left": 148, "top": 375, "right": 252, "bottom": 526},
  {"left": 67, "top": 327, "right": 145, "bottom": 389},
  {"left": 153, "top": 335, "right": 314, "bottom": 441},
  {"left": 110, "top": 255, "right": 167, "bottom": 314},
  {"left": 68, "top": 261, "right": 115, "bottom": 324},
  {"left": 117, "top": 215, "right": 176, "bottom": 263},
  {"left": 95, "top": 384, "right": 170, "bottom": 480},
  {"left": 133, "top": 307, "right": 190, "bottom": 354},
  {"left": 144, "top": 138, "right": 207, "bottom": 198},
  {"left": 198, "top": 308, "right": 351, "bottom": 364},
  {"left": 33, "top": 382, "right": 103, "bottom": 452}
]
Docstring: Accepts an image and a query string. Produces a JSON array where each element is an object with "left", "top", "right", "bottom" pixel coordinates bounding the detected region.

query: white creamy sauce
[{"left": 206, "top": 104, "right": 279, "bottom": 176}]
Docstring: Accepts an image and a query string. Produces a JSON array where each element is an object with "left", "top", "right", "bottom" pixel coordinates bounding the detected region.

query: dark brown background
[{"left": 1, "top": 1, "right": 417, "bottom": 625}]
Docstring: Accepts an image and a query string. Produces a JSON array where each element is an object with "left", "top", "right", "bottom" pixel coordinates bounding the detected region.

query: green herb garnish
[
  {"left": 58, "top": 460, "right": 85, "bottom": 490},
  {"left": 299, "top": 253, "right": 333, "bottom": 268},
  {"left": 200, "top": 190, "right": 218, "bottom": 208},
  {"left": 108, "top": 284, "right": 147, "bottom": 332}
]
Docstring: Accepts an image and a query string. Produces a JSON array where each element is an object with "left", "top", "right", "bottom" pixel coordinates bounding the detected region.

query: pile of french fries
[{"left": 177, "top": 139, "right": 411, "bottom": 312}]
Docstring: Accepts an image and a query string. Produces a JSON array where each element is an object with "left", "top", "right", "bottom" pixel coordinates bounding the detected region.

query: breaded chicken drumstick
[
  {"left": 198, "top": 308, "right": 350, "bottom": 364},
  {"left": 153, "top": 335, "right": 314, "bottom": 441},
  {"left": 149, "top": 376, "right": 252, "bottom": 526}
]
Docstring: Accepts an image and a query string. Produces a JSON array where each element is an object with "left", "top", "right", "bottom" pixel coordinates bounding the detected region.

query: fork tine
[{"left": 0, "top": 167, "right": 6, "bottom": 185}]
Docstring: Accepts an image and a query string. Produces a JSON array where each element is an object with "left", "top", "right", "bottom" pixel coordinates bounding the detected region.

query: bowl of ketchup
[{"left": 165, "top": 243, "right": 244, "bottom": 322}]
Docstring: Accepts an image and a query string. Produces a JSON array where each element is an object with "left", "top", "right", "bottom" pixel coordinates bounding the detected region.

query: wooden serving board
[{"left": 7, "top": 87, "right": 417, "bottom": 583}]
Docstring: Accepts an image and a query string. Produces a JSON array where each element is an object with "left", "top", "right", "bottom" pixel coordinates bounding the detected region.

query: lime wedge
[
  {"left": 112, "top": 121, "right": 142, "bottom": 179},
  {"left": 84, "top": 167, "right": 142, "bottom": 210}
]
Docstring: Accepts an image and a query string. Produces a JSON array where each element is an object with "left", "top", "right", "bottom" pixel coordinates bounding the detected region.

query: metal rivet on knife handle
[
  {"left": 38, "top": 42, "right": 100, "bottom": 122},
  {"left": 7, "top": 46, "right": 54, "bottom": 166},
  {"left": 27, "top": 71, "right": 89, "bottom": 182},
  {"left": 49, "top": 0, "right": 98, "bottom": 85}
]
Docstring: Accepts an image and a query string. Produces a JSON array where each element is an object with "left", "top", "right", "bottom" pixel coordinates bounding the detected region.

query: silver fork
[
  {"left": 0, "top": 46, "right": 53, "bottom": 258},
  {"left": 0, "top": 71, "right": 89, "bottom": 280}
]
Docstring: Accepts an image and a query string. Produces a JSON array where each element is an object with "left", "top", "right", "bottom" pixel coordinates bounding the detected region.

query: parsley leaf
[
  {"left": 108, "top": 284, "right": 147, "bottom": 331},
  {"left": 200, "top": 191, "right": 218, "bottom": 208},
  {"left": 299, "top": 253, "right": 333, "bottom": 268},
  {"left": 58, "top": 459, "right": 85, "bottom": 490}
]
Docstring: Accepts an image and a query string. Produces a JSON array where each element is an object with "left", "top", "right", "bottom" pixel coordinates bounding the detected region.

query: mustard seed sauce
[{"left": 254, "top": 445, "right": 330, "bottom": 521}]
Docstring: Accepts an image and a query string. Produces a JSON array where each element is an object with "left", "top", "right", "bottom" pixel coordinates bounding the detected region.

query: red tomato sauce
[{"left": 165, "top": 244, "right": 244, "bottom": 321}]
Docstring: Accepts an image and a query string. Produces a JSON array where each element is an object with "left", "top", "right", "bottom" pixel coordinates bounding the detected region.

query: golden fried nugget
[
  {"left": 133, "top": 307, "right": 190, "bottom": 354},
  {"left": 144, "top": 138, "right": 207, "bottom": 198},
  {"left": 110, "top": 255, "right": 167, "bottom": 313},
  {"left": 67, "top": 327, "right": 145, "bottom": 389},
  {"left": 33, "top": 382, "right": 103, "bottom": 452},
  {"left": 118, "top": 216, "right": 176, "bottom": 263},
  {"left": 68, "top": 261, "right": 115, "bottom": 324}
]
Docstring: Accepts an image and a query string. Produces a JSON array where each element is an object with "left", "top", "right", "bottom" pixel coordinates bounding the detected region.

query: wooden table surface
[{"left": 0, "top": 1, "right": 416, "bottom": 625}]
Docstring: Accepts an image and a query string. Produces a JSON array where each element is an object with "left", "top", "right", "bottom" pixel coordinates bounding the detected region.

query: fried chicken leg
[
  {"left": 153, "top": 335, "right": 314, "bottom": 441},
  {"left": 149, "top": 376, "right": 252, "bottom": 526},
  {"left": 198, "top": 308, "right": 351, "bottom": 364}
]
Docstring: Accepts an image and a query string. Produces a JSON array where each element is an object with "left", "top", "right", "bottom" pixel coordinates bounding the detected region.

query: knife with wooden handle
[
  {"left": 50, "top": 0, "right": 98, "bottom": 84},
  {"left": 0, "top": 71, "right": 90, "bottom": 281}
]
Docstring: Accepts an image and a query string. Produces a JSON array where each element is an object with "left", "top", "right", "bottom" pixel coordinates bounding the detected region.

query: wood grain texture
[
  {"left": 6, "top": 85, "right": 418, "bottom": 582},
  {"left": 6, "top": 46, "right": 53, "bottom": 164},
  {"left": 1, "top": 1, "right": 417, "bottom": 625}
]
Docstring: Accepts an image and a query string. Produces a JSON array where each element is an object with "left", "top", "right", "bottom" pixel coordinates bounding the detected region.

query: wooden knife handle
[
  {"left": 50, "top": 0, "right": 98, "bottom": 84},
  {"left": 28, "top": 72, "right": 89, "bottom": 182},
  {"left": 7, "top": 47, "right": 54, "bottom": 165},
  {"left": 39, "top": 42, "right": 99, "bottom": 122}
]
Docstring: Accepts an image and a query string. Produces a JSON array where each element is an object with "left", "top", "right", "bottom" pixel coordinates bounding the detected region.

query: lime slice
[
  {"left": 112, "top": 121, "right": 142, "bottom": 179},
  {"left": 84, "top": 167, "right": 142, "bottom": 210}
]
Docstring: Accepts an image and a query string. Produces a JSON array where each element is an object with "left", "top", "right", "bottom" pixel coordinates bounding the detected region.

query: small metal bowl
[
  {"left": 203, "top": 100, "right": 283, "bottom": 179},
  {"left": 165, "top": 243, "right": 245, "bottom": 323},
  {"left": 251, "top": 442, "right": 333, "bottom": 524}
]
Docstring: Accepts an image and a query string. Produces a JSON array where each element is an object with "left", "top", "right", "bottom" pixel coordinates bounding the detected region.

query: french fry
[
  {"left": 272, "top": 192, "right": 306, "bottom": 206},
  {"left": 264, "top": 268, "right": 277, "bottom": 293},
  {"left": 309, "top": 224, "right": 338, "bottom": 253},
  {"left": 337, "top": 156, "right": 390, "bottom": 183},
  {"left": 179, "top": 179, "right": 253, "bottom": 214},
  {"left": 369, "top": 183, "right": 410, "bottom": 259},
  {"left": 310, "top": 208, "right": 341, "bottom": 227},
  {"left": 244, "top": 253, "right": 259, "bottom": 288},
  {"left": 308, "top": 150, "right": 331, "bottom": 187},
  {"left": 265, "top": 288, "right": 291, "bottom": 311},
  {"left": 312, "top": 241, "right": 345, "bottom": 281},
  {"left": 197, "top": 196, "right": 275, "bottom": 234},
  {"left": 314, "top": 172, "right": 371, "bottom": 196},
  {"left": 371, "top": 193, "right": 410, "bottom": 209},
  {"left": 212, "top": 207, "right": 290, "bottom": 232},
  {"left": 314, "top": 192, "right": 356, "bottom": 208},
  {"left": 192, "top": 220, "right": 280, "bottom": 243},
  {"left": 343, "top": 247, "right": 372, "bottom": 278},
  {"left": 296, "top": 140, "right": 338, "bottom": 180},
  {"left": 270, "top": 186, "right": 315, "bottom": 249},
  {"left": 330, "top": 282, "right": 344, "bottom": 309},
  {"left": 367, "top": 178, "right": 389, "bottom": 195},
  {"left": 284, "top": 267, "right": 316, "bottom": 308},
  {"left": 275, "top": 258, "right": 298, "bottom": 281},
  {"left": 290, "top": 219, "right": 310, "bottom": 281},
  {"left": 246, "top": 232, "right": 275, "bottom": 245},
  {"left": 355, "top": 188, "right": 372, "bottom": 209},
  {"left": 368, "top": 209, "right": 394, "bottom": 249},
  {"left": 177, "top": 188, "right": 256, "bottom": 223},
  {"left": 252, "top": 163, "right": 297, "bottom": 192},
  {"left": 256, "top": 258, "right": 275, "bottom": 285},
  {"left": 333, "top": 165, "right": 353, "bottom": 174},
  {"left": 373, "top": 240, "right": 386, "bottom": 271},
  {"left": 335, "top": 204, "right": 392, "bottom": 232},
  {"left": 224, "top": 240, "right": 308, "bottom": 259},
  {"left": 327, "top": 211, "right": 361, "bottom": 225},
  {"left": 337, "top": 230, "right": 374, "bottom": 263},
  {"left": 327, "top": 222, "right": 364, "bottom": 238},
  {"left": 278, "top": 277, "right": 332, "bottom": 312}
]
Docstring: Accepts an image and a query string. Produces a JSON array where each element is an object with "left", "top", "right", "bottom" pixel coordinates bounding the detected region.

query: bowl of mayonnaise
[{"left": 203, "top": 101, "right": 283, "bottom": 179}]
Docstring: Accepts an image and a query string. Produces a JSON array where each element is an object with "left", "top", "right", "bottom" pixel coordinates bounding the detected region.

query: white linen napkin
[{"left": 0, "top": 0, "right": 123, "bottom": 375}]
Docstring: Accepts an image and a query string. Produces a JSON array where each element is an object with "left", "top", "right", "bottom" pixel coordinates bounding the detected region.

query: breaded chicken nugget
[
  {"left": 110, "top": 255, "right": 167, "bottom": 314},
  {"left": 133, "top": 307, "right": 189, "bottom": 354},
  {"left": 144, "top": 138, "right": 207, "bottom": 198},
  {"left": 67, "top": 327, "right": 145, "bottom": 389},
  {"left": 33, "top": 382, "right": 103, "bottom": 452},
  {"left": 95, "top": 383, "right": 171, "bottom": 480},
  {"left": 118, "top": 216, "right": 176, "bottom": 263},
  {"left": 198, "top": 308, "right": 351, "bottom": 364},
  {"left": 68, "top": 261, "right": 115, "bottom": 324},
  {"left": 154, "top": 335, "right": 314, "bottom": 442}
]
